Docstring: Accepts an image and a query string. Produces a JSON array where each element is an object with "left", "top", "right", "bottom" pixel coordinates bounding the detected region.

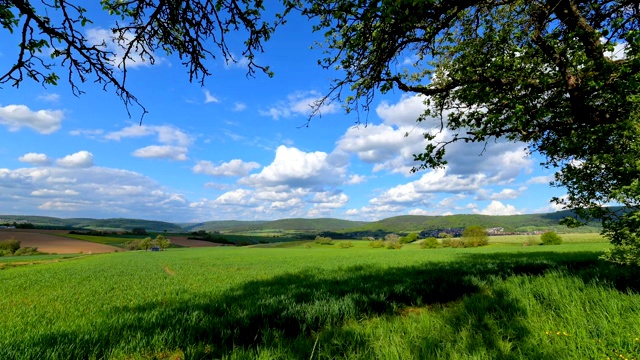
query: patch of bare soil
[
  {"left": 169, "top": 236, "right": 227, "bottom": 247},
  {"left": 0, "top": 229, "right": 119, "bottom": 254}
]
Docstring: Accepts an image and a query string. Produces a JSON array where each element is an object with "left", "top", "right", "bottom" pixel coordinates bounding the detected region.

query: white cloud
[
  {"left": 56, "top": 151, "right": 94, "bottom": 168},
  {"left": 69, "top": 129, "right": 104, "bottom": 138},
  {"left": 474, "top": 200, "right": 521, "bottom": 215},
  {"left": 132, "top": 146, "right": 188, "bottom": 161},
  {"left": 527, "top": 175, "right": 554, "bottom": 185},
  {"left": 233, "top": 102, "right": 247, "bottom": 112},
  {"left": 193, "top": 159, "right": 260, "bottom": 177},
  {"left": 475, "top": 187, "right": 526, "bottom": 201},
  {"left": 105, "top": 125, "right": 192, "bottom": 146},
  {"left": 223, "top": 54, "right": 250, "bottom": 69},
  {"left": 37, "top": 93, "right": 61, "bottom": 103},
  {"left": 0, "top": 166, "right": 192, "bottom": 220},
  {"left": 346, "top": 174, "right": 366, "bottom": 185},
  {"left": 0, "top": 104, "right": 64, "bottom": 134},
  {"left": 31, "top": 189, "right": 79, "bottom": 196},
  {"left": 260, "top": 91, "right": 338, "bottom": 120},
  {"left": 204, "top": 89, "right": 219, "bottom": 104},
  {"left": 214, "top": 188, "right": 255, "bottom": 206},
  {"left": 19, "top": 153, "right": 51, "bottom": 166},
  {"left": 240, "top": 145, "right": 347, "bottom": 188},
  {"left": 86, "top": 27, "right": 161, "bottom": 68}
]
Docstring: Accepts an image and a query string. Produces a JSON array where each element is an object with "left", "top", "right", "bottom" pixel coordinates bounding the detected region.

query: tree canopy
[
  {"left": 298, "top": 0, "right": 640, "bottom": 264},
  {"left": 1, "top": 0, "right": 640, "bottom": 264}
]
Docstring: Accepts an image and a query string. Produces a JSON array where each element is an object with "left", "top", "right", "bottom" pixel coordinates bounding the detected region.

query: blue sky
[{"left": 0, "top": 6, "right": 566, "bottom": 223}]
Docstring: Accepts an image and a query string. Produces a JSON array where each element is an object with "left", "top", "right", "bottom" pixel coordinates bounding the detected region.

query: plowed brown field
[{"left": 0, "top": 229, "right": 119, "bottom": 254}]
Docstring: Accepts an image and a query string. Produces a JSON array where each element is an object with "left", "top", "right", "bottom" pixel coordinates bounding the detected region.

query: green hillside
[
  {"left": 0, "top": 215, "right": 182, "bottom": 232},
  {"left": 350, "top": 211, "right": 600, "bottom": 233},
  {"left": 181, "top": 220, "right": 268, "bottom": 232}
]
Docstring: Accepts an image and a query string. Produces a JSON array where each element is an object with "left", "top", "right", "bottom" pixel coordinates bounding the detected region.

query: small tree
[
  {"left": 462, "top": 226, "right": 489, "bottom": 247},
  {"left": 439, "top": 232, "right": 453, "bottom": 239},
  {"left": 541, "top": 231, "right": 563, "bottom": 245},
  {"left": 155, "top": 235, "right": 172, "bottom": 250},
  {"left": 139, "top": 237, "right": 153, "bottom": 250}
]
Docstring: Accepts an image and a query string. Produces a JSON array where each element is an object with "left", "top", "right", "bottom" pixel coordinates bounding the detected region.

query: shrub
[
  {"left": 0, "top": 238, "right": 21, "bottom": 254},
  {"left": 385, "top": 238, "right": 402, "bottom": 250},
  {"left": 314, "top": 236, "right": 334, "bottom": 245},
  {"left": 14, "top": 247, "right": 40, "bottom": 256},
  {"left": 399, "top": 233, "right": 419, "bottom": 244},
  {"left": 524, "top": 236, "right": 541, "bottom": 246},
  {"left": 338, "top": 241, "right": 353, "bottom": 248},
  {"left": 421, "top": 237, "right": 439, "bottom": 249},
  {"left": 541, "top": 231, "right": 563, "bottom": 245},
  {"left": 442, "top": 238, "right": 465, "bottom": 248},
  {"left": 369, "top": 240, "right": 385, "bottom": 248},
  {"left": 439, "top": 232, "right": 453, "bottom": 239}
]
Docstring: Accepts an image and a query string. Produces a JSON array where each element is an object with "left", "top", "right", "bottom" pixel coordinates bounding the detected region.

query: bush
[
  {"left": 399, "top": 233, "right": 419, "bottom": 244},
  {"left": 0, "top": 238, "right": 21, "bottom": 254},
  {"left": 314, "top": 236, "right": 334, "bottom": 245},
  {"left": 368, "top": 240, "right": 385, "bottom": 248},
  {"left": 524, "top": 236, "right": 541, "bottom": 246},
  {"left": 14, "top": 247, "right": 40, "bottom": 256},
  {"left": 385, "top": 238, "right": 402, "bottom": 250},
  {"left": 541, "top": 231, "right": 563, "bottom": 245},
  {"left": 442, "top": 238, "right": 465, "bottom": 248},
  {"left": 421, "top": 237, "right": 439, "bottom": 249},
  {"left": 338, "top": 241, "right": 353, "bottom": 248}
]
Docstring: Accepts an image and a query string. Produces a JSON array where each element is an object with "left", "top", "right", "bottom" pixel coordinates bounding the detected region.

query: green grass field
[{"left": 1, "top": 241, "right": 638, "bottom": 359}]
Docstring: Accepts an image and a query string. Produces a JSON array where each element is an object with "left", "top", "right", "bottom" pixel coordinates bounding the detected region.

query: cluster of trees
[
  {"left": 124, "top": 235, "right": 172, "bottom": 251},
  {"left": 0, "top": 239, "right": 40, "bottom": 256},
  {"left": 2, "top": 0, "right": 639, "bottom": 264}
]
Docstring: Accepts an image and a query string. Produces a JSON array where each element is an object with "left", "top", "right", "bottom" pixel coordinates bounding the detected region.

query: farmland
[{"left": 1, "top": 239, "right": 639, "bottom": 359}]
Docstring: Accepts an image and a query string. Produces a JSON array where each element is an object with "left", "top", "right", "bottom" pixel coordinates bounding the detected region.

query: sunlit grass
[{"left": 1, "top": 242, "right": 637, "bottom": 359}]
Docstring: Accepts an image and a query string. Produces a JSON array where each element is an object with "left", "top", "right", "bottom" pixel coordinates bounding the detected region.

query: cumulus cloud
[
  {"left": 56, "top": 151, "right": 94, "bottom": 168},
  {"left": 193, "top": 159, "right": 260, "bottom": 177},
  {"left": 475, "top": 187, "right": 526, "bottom": 201},
  {"left": 240, "top": 145, "right": 347, "bottom": 188},
  {"left": 0, "top": 166, "right": 192, "bottom": 220},
  {"left": 0, "top": 104, "right": 64, "bottom": 134},
  {"left": 132, "top": 146, "right": 188, "bottom": 161},
  {"left": 19, "top": 153, "right": 51, "bottom": 166},
  {"left": 260, "top": 91, "right": 338, "bottom": 120},
  {"left": 474, "top": 200, "right": 521, "bottom": 215}
]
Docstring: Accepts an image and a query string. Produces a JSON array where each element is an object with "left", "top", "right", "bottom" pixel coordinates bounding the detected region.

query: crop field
[
  {"left": 0, "top": 229, "right": 121, "bottom": 254},
  {"left": 1, "top": 241, "right": 639, "bottom": 359}
]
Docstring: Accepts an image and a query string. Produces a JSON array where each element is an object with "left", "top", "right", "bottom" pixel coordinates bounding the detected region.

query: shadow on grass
[{"left": 9, "top": 250, "right": 638, "bottom": 359}]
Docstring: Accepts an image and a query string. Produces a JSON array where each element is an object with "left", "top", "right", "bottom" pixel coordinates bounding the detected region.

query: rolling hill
[{"left": 1, "top": 209, "right": 602, "bottom": 234}]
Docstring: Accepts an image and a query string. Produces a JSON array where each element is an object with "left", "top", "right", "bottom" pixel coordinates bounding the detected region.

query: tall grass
[{"left": 0, "top": 243, "right": 638, "bottom": 359}]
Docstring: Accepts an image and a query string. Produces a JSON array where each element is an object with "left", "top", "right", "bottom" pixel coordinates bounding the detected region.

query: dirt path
[{"left": 0, "top": 229, "right": 119, "bottom": 254}]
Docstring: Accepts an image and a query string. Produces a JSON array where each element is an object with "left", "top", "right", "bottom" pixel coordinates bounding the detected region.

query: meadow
[{"left": 1, "top": 240, "right": 639, "bottom": 359}]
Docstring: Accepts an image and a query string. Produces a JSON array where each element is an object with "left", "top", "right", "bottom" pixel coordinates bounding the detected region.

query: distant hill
[
  {"left": 181, "top": 220, "right": 268, "bottom": 232},
  {"left": 0, "top": 210, "right": 602, "bottom": 234},
  {"left": 349, "top": 210, "right": 600, "bottom": 233},
  {"left": 0, "top": 215, "right": 182, "bottom": 232},
  {"left": 184, "top": 218, "right": 368, "bottom": 232}
]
